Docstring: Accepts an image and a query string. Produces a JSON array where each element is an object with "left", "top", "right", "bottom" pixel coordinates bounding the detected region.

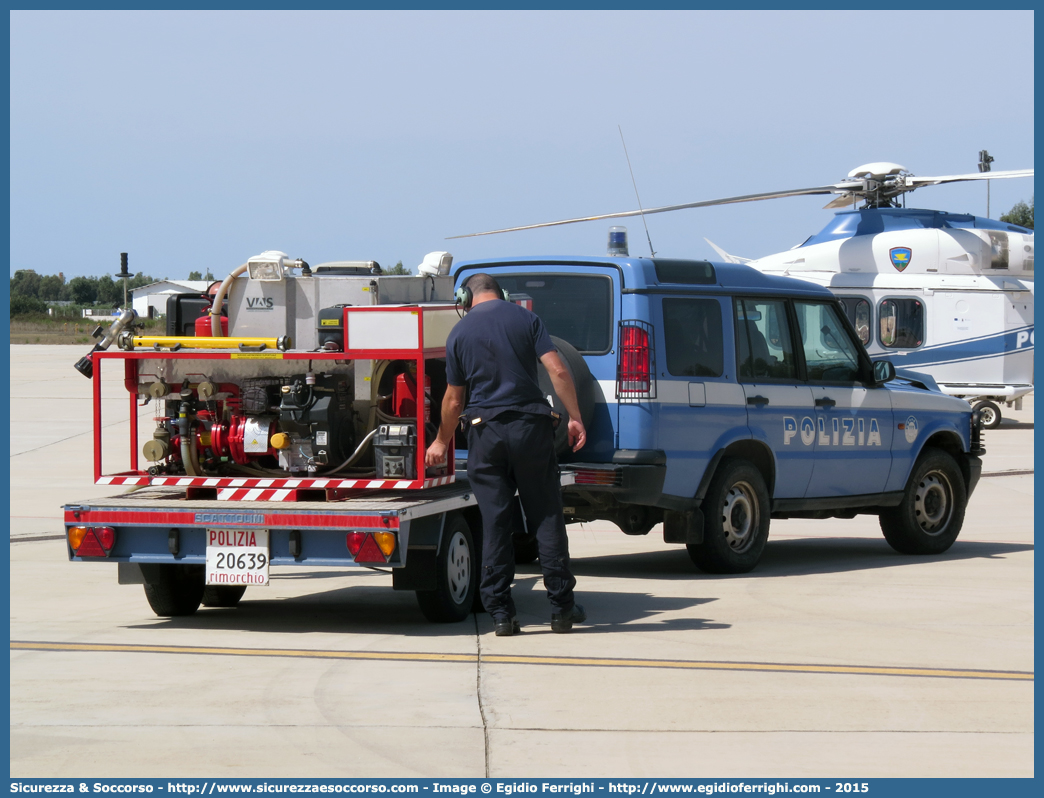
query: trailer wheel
[
  {"left": 879, "top": 448, "right": 966, "bottom": 554},
  {"left": 972, "top": 400, "right": 1002, "bottom": 429},
  {"left": 201, "top": 585, "right": 247, "bottom": 608},
  {"left": 686, "top": 459, "right": 770, "bottom": 574},
  {"left": 142, "top": 564, "right": 205, "bottom": 617},
  {"left": 416, "top": 513, "right": 477, "bottom": 623}
]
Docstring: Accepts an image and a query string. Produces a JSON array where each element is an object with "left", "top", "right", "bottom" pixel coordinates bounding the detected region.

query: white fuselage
[{"left": 750, "top": 223, "right": 1034, "bottom": 400}]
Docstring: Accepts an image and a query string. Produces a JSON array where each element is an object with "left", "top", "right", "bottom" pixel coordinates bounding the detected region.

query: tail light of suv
[{"left": 617, "top": 320, "right": 656, "bottom": 400}]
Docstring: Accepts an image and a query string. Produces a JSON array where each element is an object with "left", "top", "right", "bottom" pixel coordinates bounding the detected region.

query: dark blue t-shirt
[{"left": 446, "top": 300, "right": 556, "bottom": 420}]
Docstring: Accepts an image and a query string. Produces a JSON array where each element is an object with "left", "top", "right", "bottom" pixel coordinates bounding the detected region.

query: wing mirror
[{"left": 872, "top": 359, "right": 896, "bottom": 385}]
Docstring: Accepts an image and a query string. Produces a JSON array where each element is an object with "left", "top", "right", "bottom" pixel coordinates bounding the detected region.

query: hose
[
  {"left": 210, "top": 263, "right": 248, "bottom": 336},
  {"left": 322, "top": 428, "right": 378, "bottom": 474},
  {"left": 177, "top": 414, "right": 200, "bottom": 476}
]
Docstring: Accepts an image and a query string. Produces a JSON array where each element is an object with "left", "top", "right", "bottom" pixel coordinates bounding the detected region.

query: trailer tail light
[
  {"left": 346, "top": 531, "right": 393, "bottom": 563},
  {"left": 373, "top": 531, "right": 397, "bottom": 557},
  {"left": 346, "top": 531, "right": 366, "bottom": 556},
  {"left": 69, "top": 526, "right": 89, "bottom": 550},
  {"left": 617, "top": 321, "right": 656, "bottom": 400},
  {"left": 69, "top": 526, "right": 116, "bottom": 557}
]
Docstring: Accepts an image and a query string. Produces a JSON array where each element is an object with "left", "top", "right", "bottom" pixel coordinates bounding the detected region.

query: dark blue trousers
[{"left": 467, "top": 412, "right": 576, "bottom": 621}]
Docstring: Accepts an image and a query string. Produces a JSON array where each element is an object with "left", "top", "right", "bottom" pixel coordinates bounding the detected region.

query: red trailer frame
[{"left": 90, "top": 304, "right": 458, "bottom": 498}]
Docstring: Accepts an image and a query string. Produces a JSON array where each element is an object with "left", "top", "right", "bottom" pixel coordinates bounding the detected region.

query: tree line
[
  {"left": 10, "top": 270, "right": 159, "bottom": 317},
  {"left": 1000, "top": 197, "right": 1033, "bottom": 229},
  {"left": 9, "top": 260, "right": 412, "bottom": 318}
]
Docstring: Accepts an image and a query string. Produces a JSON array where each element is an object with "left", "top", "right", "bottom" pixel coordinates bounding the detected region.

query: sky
[{"left": 9, "top": 9, "right": 1036, "bottom": 281}]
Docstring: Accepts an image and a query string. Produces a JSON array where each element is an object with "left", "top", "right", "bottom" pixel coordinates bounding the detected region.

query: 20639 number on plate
[{"left": 205, "top": 528, "right": 270, "bottom": 586}]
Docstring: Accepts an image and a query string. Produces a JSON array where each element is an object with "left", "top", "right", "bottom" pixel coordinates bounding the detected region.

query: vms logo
[
  {"left": 246, "top": 296, "right": 275, "bottom": 310},
  {"left": 889, "top": 247, "right": 912, "bottom": 272}
]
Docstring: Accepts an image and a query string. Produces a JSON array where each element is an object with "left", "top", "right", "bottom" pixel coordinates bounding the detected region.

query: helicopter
[{"left": 451, "top": 162, "right": 1034, "bottom": 428}]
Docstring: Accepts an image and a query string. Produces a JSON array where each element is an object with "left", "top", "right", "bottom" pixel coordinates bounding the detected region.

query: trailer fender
[{"left": 391, "top": 513, "right": 444, "bottom": 592}]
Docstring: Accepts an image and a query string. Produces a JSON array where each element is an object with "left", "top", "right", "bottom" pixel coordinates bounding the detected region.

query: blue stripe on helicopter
[
  {"left": 914, "top": 324, "right": 1033, "bottom": 353},
  {"left": 885, "top": 326, "right": 1033, "bottom": 368}
]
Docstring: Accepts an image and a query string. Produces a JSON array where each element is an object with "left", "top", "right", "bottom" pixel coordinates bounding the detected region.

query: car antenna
[{"left": 618, "top": 125, "right": 656, "bottom": 257}]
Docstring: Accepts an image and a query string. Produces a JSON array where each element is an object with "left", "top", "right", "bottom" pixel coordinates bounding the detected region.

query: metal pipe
[
  {"left": 211, "top": 263, "right": 248, "bottom": 337},
  {"left": 122, "top": 335, "right": 291, "bottom": 351},
  {"left": 74, "top": 308, "right": 138, "bottom": 378}
]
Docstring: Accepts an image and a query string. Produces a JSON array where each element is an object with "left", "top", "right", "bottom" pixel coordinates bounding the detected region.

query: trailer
[
  {"left": 63, "top": 252, "right": 506, "bottom": 621},
  {"left": 67, "top": 483, "right": 486, "bottom": 621}
]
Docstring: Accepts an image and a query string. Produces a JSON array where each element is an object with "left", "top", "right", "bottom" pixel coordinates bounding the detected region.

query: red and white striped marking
[
  {"left": 96, "top": 475, "right": 149, "bottom": 486},
  {"left": 98, "top": 474, "right": 455, "bottom": 498}
]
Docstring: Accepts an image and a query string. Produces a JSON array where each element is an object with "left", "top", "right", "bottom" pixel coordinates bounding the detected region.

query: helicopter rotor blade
[
  {"left": 448, "top": 167, "right": 1033, "bottom": 240},
  {"left": 447, "top": 183, "right": 853, "bottom": 239},
  {"left": 906, "top": 168, "right": 1033, "bottom": 188},
  {"left": 823, "top": 194, "right": 859, "bottom": 210}
]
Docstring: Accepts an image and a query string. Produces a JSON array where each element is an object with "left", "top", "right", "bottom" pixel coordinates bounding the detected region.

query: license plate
[{"left": 205, "top": 528, "right": 270, "bottom": 586}]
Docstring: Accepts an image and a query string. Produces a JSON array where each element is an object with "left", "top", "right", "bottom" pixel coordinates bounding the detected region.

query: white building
[{"left": 130, "top": 280, "right": 211, "bottom": 318}]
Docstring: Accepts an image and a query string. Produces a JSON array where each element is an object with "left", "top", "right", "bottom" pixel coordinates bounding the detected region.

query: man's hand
[
  {"left": 539, "top": 351, "right": 588, "bottom": 452},
  {"left": 425, "top": 439, "right": 448, "bottom": 468},
  {"left": 425, "top": 384, "right": 465, "bottom": 469},
  {"left": 567, "top": 418, "right": 587, "bottom": 452}
]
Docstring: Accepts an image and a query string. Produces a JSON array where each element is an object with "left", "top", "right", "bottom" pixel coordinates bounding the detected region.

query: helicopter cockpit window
[
  {"left": 837, "top": 296, "right": 872, "bottom": 345},
  {"left": 879, "top": 298, "right": 924, "bottom": 349},
  {"left": 490, "top": 273, "right": 613, "bottom": 355},
  {"left": 794, "top": 301, "right": 862, "bottom": 382}
]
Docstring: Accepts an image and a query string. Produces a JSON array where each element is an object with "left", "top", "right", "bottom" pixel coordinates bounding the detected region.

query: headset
[{"left": 455, "top": 275, "right": 510, "bottom": 311}]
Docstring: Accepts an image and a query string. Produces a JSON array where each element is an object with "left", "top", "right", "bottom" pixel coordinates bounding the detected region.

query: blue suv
[{"left": 453, "top": 256, "right": 984, "bottom": 573}]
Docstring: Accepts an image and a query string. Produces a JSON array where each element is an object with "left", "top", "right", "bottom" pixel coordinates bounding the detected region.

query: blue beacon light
[{"left": 607, "top": 226, "right": 629, "bottom": 257}]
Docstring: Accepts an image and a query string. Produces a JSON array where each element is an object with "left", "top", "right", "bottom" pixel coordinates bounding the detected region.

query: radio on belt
[{"left": 374, "top": 424, "right": 418, "bottom": 479}]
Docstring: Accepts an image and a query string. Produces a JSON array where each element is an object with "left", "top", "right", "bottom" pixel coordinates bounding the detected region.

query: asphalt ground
[{"left": 8, "top": 346, "right": 1034, "bottom": 778}]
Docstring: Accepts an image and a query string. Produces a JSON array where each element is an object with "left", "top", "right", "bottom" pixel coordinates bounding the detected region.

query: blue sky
[{"left": 10, "top": 9, "right": 1035, "bottom": 280}]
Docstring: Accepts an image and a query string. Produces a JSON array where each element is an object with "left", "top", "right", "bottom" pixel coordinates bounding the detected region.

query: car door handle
[
  {"left": 815, "top": 397, "right": 836, "bottom": 408},
  {"left": 746, "top": 395, "right": 769, "bottom": 406}
]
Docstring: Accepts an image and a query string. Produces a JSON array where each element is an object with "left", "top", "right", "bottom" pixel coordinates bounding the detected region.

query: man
[{"left": 424, "top": 273, "right": 588, "bottom": 635}]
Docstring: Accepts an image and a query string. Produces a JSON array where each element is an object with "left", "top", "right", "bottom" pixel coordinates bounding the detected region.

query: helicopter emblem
[{"left": 889, "top": 247, "right": 912, "bottom": 272}]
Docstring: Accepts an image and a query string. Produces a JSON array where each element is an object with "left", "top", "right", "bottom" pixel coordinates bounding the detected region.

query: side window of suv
[
  {"left": 663, "top": 298, "right": 724, "bottom": 377},
  {"left": 794, "top": 301, "right": 863, "bottom": 382},
  {"left": 733, "top": 298, "right": 797, "bottom": 380}
]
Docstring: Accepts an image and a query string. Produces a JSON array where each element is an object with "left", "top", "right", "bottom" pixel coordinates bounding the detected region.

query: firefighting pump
[{"left": 75, "top": 250, "right": 463, "bottom": 497}]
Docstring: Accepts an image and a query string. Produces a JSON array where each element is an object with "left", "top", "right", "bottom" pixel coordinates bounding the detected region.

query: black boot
[
  {"left": 551, "top": 604, "right": 586, "bottom": 633},
  {"left": 495, "top": 617, "right": 521, "bottom": 636}
]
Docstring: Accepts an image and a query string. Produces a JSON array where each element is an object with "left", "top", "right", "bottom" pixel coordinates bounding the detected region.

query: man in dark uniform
[{"left": 424, "top": 273, "right": 588, "bottom": 635}]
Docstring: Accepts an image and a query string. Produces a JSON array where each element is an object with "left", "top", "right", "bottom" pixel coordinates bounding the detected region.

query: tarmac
[{"left": 8, "top": 345, "right": 1034, "bottom": 778}]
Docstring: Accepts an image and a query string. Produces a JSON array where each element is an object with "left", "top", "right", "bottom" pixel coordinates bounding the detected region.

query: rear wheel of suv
[
  {"left": 879, "top": 448, "right": 966, "bottom": 554},
  {"left": 687, "top": 459, "right": 770, "bottom": 574}
]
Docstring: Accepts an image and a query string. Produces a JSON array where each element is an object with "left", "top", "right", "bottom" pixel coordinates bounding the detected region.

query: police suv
[{"left": 453, "top": 253, "right": 985, "bottom": 574}]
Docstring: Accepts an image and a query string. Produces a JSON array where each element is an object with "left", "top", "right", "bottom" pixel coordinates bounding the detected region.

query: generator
[{"left": 78, "top": 251, "right": 462, "bottom": 495}]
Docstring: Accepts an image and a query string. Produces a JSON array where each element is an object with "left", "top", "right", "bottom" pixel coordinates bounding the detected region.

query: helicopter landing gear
[{"left": 972, "top": 400, "right": 1002, "bottom": 429}]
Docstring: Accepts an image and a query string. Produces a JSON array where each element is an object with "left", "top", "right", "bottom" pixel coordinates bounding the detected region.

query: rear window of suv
[{"left": 492, "top": 274, "right": 613, "bottom": 354}]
